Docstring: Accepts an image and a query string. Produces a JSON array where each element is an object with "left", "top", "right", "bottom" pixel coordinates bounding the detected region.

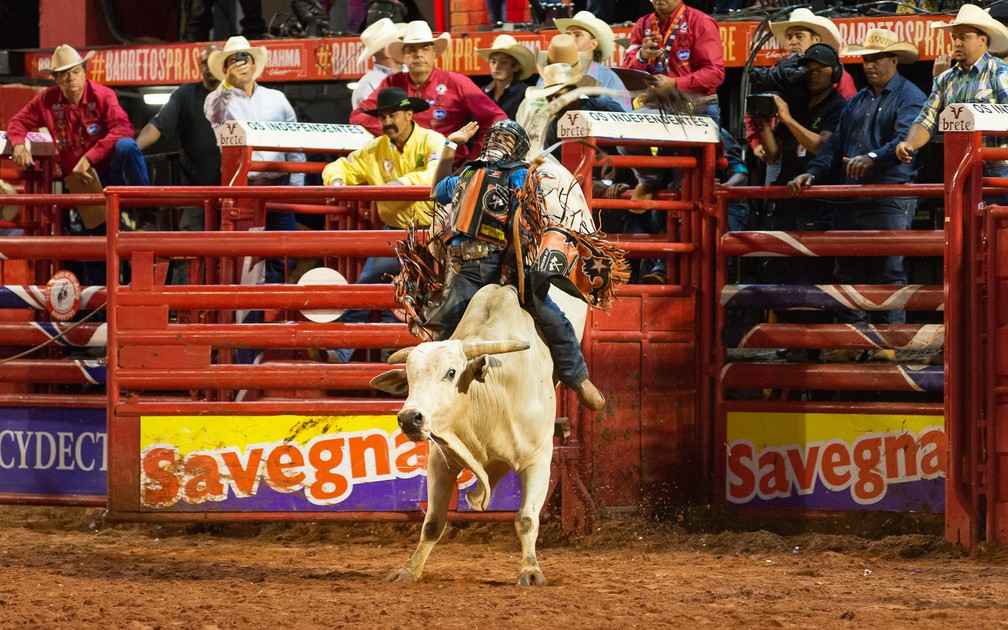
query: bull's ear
[
  {"left": 370, "top": 369, "right": 409, "bottom": 396},
  {"left": 458, "top": 355, "right": 502, "bottom": 392}
]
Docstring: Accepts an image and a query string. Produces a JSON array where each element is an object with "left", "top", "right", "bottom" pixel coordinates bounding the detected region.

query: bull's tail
[{"left": 465, "top": 473, "right": 492, "bottom": 511}]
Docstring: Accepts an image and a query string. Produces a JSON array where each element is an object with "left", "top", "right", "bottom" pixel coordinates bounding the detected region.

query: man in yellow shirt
[
  {"left": 317, "top": 87, "right": 445, "bottom": 362},
  {"left": 323, "top": 86, "right": 444, "bottom": 228}
]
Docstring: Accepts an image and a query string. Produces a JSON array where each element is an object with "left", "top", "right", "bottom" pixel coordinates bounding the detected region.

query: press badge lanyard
[{"left": 654, "top": 3, "right": 688, "bottom": 74}]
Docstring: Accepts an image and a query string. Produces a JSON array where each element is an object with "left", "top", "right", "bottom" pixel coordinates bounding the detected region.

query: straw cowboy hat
[
  {"left": 554, "top": 10, "right": 616, "bottom": 60},
  {"left": 930, "top": 4, "right": 1008, "bottom": 56},
  {"left": 386, "top": 20, "right": 451, "bottom": 60},
  {"left": 356, "top": 18, "right": 407, "bottom": 64},
  {"left": 476, "top": 34, "right": 536, "bottom": 81},
  {"left": 770, "top": 8, "right": 842, "bottom": 51},
  {"left": 39, "top": 44, "right": 95, "bottom": 75},
  {"left": 525, "top": 62, "right": 598, "bottom": 100},
  {"left": 841, "top": 28, "right": 919, "bottom": 64},
  {"left": 207, "top": 36, "right": 268, "bottom": 82},
  {"left": 536, "top": 33, "right": 590, "bottom": 77}
]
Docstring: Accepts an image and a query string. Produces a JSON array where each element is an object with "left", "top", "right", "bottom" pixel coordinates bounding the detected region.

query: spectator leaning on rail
[
  {"left": 550, "top": 11, "right": 631, "bottom": 111},
  {"left": 351, "top": 21, "right": 506, "bottom": 167},
  {"left": 136, "top": 43, "right": 222, "bottom": 285},
  {"left": 896, "top": 4, "right": 1008, "bottom": 180},
  {"left": 476, "top": 34, "right": 536, "bottom": 120},
  {"left": 621, "top": 0, "right": 725, "bottom": 123},
  {"left": 204, "top": 35, "right": 306, "bottom": 284},
  {"left": 7, "top": 44, "right": 151, "bottom": 284},
  {"left": 315, "top": 87, "right": 446, "bottom": 363},
  {"left": 352, "top": 18, "right": 407, "bottom": 110},
  {"left": 789, "top": 30, "right": 926, "bottom": 359}
]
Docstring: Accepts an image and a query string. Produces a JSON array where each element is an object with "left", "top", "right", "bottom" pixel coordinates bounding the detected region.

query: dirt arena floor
[{"left": 2, "top": 506, "right": 1007, "bottom": 629}]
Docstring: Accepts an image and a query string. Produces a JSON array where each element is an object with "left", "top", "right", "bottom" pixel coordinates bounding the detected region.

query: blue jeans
[
  {"left": 329, "top": 256, "right": 402, "bottom": 363},
  {"left": 833, "top": 198, "right": 915, "bottom": 325},
  {"left": 429, "top": 247, "right": 589, "bottom": 387}
]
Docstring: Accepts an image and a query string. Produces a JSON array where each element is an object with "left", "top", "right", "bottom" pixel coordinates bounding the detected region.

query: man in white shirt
[
  {"left": 352, "top": 18, "right": 406, "bottom": 109},
  {"left": 204, "top": 35, "right": 306, "bottom": 284}
]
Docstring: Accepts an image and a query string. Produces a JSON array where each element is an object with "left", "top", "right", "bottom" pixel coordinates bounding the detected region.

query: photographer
[
  {"left": 746, "top": 8, "right": 855, "bottom": 166},
  {"left": 753, "top": 44, "right": 846, "bottom": 358},
  {"left": 754, "top": 44, "right": 845, "bottom": 186}
]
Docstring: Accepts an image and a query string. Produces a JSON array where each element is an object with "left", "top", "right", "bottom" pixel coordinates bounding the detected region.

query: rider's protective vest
[{"left": 448, "top": 161, "right": 525, "bottom": 247}]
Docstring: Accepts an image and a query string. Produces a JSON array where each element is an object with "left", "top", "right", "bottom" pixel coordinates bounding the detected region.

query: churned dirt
[{"left": 1, "top": 506, "right": 1007, "bottom": 629}]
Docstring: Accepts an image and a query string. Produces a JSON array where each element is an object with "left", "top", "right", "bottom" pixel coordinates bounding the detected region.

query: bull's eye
[{"left": 444, "top": 368, "right": 456, "bottom": 380}]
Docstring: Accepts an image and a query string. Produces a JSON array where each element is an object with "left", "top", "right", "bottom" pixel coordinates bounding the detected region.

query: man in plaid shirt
[{"left": 896, "top": 4, "right": 1008, "bottom": 163}]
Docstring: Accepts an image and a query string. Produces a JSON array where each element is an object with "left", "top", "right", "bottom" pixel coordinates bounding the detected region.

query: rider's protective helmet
[{"left": 479, "top": 119, "right": 530, "bottom": 163}]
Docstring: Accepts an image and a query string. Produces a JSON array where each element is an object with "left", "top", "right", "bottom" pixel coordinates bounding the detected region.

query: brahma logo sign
[
  {"left": 139, "top": 415, "right": 522, "bottom": 512},
  {"left": 726, "top": 412, "right": 945, "bottom": 512}
]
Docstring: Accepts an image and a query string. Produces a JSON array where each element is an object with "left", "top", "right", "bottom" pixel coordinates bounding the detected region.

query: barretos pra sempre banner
[
  {"left": 23, "top": 15, "right": 958, "bottom": 85},
  {"left": 139, "top": 415, "right": 522, "bottom": 512},
  {"left": 0, "top": 407, "right": 107, "bottom": 497},
  {"left": 726, "top": 412, "right": 945, "bottom": 512}
]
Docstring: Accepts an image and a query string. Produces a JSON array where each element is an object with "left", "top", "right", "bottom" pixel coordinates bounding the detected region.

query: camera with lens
[{"left": 746, "top": 55, "right": 812, "bottom": 118}]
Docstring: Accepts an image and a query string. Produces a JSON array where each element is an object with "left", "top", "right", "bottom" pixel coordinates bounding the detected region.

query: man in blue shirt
[
  {"left": 427, "top": 119, "right": 606, "bottom": 411},
  {"left": 789, "top": 29, "right": 926, "bottom": 332}
]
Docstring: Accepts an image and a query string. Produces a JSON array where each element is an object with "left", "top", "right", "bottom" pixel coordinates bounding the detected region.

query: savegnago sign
[
  {"left": 725, "top": 412, "right": 945, "bottom": 512},
  {"left": 139, "top": 414, "right": 522, "bottom": 512}
]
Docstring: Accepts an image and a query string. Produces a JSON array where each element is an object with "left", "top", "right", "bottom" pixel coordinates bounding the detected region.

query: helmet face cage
[{"left": 480, "top": 119, "right": 530, "bottom": 163}]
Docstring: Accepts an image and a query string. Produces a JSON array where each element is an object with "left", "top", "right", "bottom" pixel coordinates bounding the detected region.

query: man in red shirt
[
  {"left": 8, "top": 44, "right": 148, "bottom": 193},
  {"left": 7, "top": 44, "right": 150, "bottom": 284},
  {"left": 350, "top": 21, "right": 506, "bottom": 166},
  {"left": 622, "top": 0, "right": 725, "bottom": 121}
]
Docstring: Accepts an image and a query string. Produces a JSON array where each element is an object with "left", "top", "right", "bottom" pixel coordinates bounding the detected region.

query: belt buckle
[{"left": 462, "top": 240, "right": 488, "bottom": 261}]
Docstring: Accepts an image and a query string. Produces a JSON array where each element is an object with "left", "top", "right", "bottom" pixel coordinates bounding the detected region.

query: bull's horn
[
  {"left": 461, "top": 340, "right": 530, "bottom": 359},
  {"left": 386, "top": 347, "right": 413, "bottom": 364}
]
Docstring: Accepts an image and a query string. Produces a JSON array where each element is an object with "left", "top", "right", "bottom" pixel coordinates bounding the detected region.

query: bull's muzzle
[{"left": 398, "top": 409, "right": 427, "bottom": 441}]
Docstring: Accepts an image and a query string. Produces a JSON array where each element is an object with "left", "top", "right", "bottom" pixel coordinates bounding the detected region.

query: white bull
[{"left": 371, "top": 283, "right": 557, "bottom": 586}]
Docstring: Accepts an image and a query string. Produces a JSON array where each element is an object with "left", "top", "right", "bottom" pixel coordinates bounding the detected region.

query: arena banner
[
  {"left": 23, "top": 15, "right": 956, "bottom": 86},
  {"left": 0, "top": 407, "right": 107, "bottom": 497},
  {"left": 139, "top": 414, "right": 523, "bottom": 512},
  {"left": 726, "top": 411, "right": 945, "bottom": 512}
]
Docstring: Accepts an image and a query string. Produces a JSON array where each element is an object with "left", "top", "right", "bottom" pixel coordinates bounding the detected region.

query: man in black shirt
[
  {"left": 752, "top": 43, "right": 847, "bottom": 352},
  {"left": 137, "top": 44, "right": 222, "bottom": 283}
]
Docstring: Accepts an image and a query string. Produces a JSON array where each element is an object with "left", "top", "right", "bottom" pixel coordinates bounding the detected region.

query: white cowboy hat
[
  {"left": 207, "top": 36, "right": 268, "bottom": 82},
  {"left": 386, "top": 20, "right": 451, "bottom": 60},
  {"left": 930, "top": 4, "right": 1008, "bottom": 56},
  {"left": 356, "top": 18, "right": 407, "bottom": 64},
  {"left": 554, "top": 10, "right": 615, "bottom": 60},
  {"left": 841, "top": 28, "right": 919, "bottom": 64},
  {"left": 535, "top": 33, "right": 591, "bottom": 77},
  {"left": 770, "top": 8, "right": 842, "bottom": 51},
  {"left": 39, "top": 44, "right": 96, "bottom": 75},
  {"left": 525, "top": 62, "right": 597, "bottom": 100},
  {"left": 476, "top": 34, "right": 536, "bottom": 81},
  {"left": 297, "top": 267, "right": 347, "bottom": 322}
]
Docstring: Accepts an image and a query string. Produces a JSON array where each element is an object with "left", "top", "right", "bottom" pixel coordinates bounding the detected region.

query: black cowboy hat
[{"left": 361, "top": 87, "right": 429, "bottom": 116}]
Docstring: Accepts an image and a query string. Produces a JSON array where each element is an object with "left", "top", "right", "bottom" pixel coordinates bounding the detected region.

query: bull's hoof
[
  {"left": 517, "top": 569, "right": 546, "bottom": 587},
  {"left": 385, "top": 568, "right": 418, "bottom": 583}
]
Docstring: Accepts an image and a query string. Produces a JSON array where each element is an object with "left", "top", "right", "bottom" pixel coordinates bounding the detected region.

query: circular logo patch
[
  {"left": 46, "top": 270, "right": 81, "bottom": 322},
  {"left": 433, "top": 109, "right": 447, "bottom": 120}
]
